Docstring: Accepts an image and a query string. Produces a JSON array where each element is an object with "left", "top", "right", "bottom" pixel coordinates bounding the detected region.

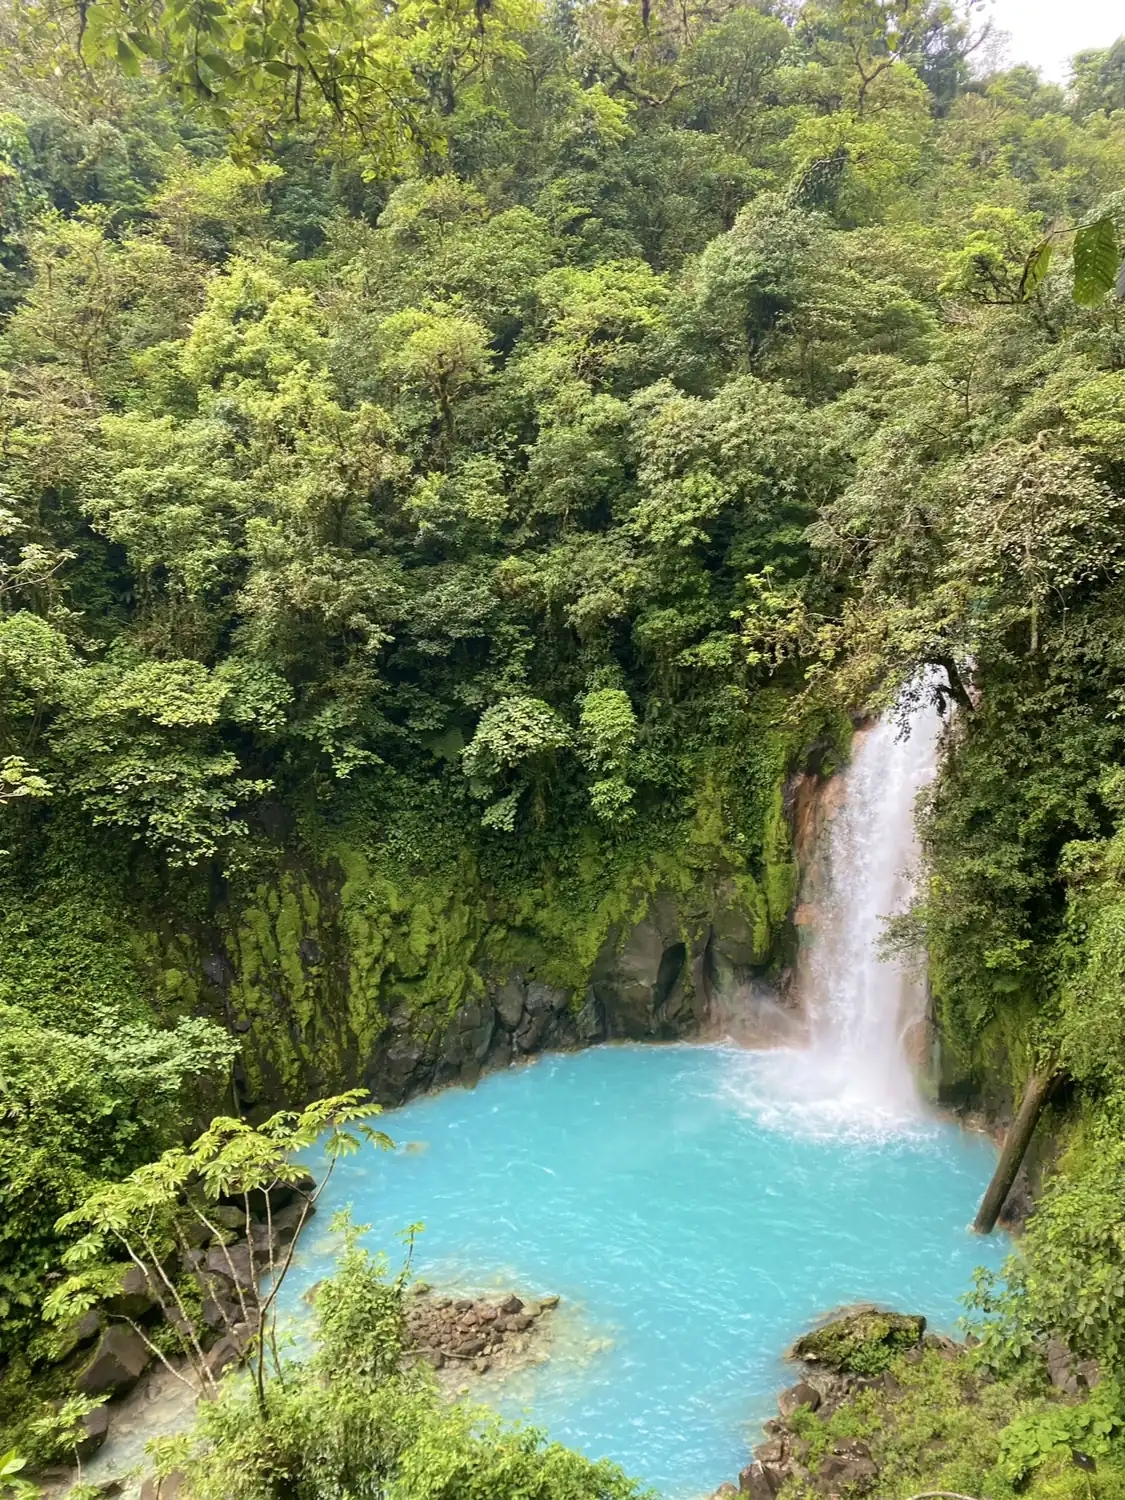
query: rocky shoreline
[{"left": 708, "top": 1308, "right": 948, "bottom": 1500}]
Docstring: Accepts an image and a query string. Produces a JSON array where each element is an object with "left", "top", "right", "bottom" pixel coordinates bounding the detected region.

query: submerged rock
[{"left": 405, "top": 1286, "right": 557, "bottom": 1374}]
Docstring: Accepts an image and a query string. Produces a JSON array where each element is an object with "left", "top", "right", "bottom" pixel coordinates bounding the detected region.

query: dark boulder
[
  {"left": 738, "top": 1461, "right": 782, "bottom": 1500},
  {"left": 525, "top": 982, "right": 569, "bottom": 1015},
  {"left": 106, "top": 1264, "right": 161, "bottom": 1320},
  {"left": 494, "top": 976, "right": 527, "bottom": 1030},
  {"left": 139, "top": 1471, "right": 186, "bottom": 1500},
  {"left": 816, "top": 1441, "right": 877, "bottom": 1495},
  {"left": 778, "top": 1380, "right": 821, "bottom": 1417},
  {"left": 205, "top": 1242, "right": 255, "bottom": 1289},
  {"left": 270, "top": 1196, "right": 315, "bottom": 1244},
  {"left": 233, "top": 1171, "right": 316, "bottom": 1221},
  {"left": 514, "top": 1010, "right": 550, "bottom": 1053},
  {"left": 77, "top": 1326, "right": 152, "bottom": 1399},
  {"left": 205, "top": 1334, "right": 244, "bottom": 1378},
  {"left": 201, "top": 1292, "right": 238, "bottom": 1331},
  {"left": 75, "top": 1401, "right": 111, "bottom": 1460},
  {"left": 575, "top": 989, "right": 604, "bottom": 1042}
]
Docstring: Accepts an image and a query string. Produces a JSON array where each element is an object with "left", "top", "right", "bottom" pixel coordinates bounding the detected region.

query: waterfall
[{"left": 724, "top": 692, "right": 943, "bottom": 1138}]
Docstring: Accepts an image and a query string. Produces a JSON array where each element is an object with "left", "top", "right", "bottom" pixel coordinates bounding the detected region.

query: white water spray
[{"left": 724, "top": 692, "right": 943, "bottom": 1138}]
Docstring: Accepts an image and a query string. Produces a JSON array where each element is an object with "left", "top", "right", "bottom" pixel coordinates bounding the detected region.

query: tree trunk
[{"left": 973, "top": 1068, "right": 1056, "bottom": 1234}]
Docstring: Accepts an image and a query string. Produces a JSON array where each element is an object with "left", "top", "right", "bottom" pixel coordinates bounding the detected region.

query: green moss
[
  {"left": 784, "top": 1347, "right": 1125, "bottom": 1500},
  {"left": 793, "top": 1310, "right": 926, "bottom": 1376}
]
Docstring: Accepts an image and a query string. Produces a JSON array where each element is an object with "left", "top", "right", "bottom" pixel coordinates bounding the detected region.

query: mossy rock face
[{"left": 792, "top": 1308, "right": 926, "bottom": 1375}]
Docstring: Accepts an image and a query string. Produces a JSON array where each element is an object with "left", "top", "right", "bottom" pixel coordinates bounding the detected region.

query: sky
[{"left": 985, "top": 0, "right": 1124, "bottom": 81}]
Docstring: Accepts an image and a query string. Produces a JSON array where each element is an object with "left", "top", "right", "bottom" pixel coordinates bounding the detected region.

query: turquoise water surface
[{"left": 281, "top": 1044, "right": 1006, "bottom": 1499}]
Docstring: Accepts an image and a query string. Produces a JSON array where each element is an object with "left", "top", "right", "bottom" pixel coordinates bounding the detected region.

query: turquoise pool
[{"left": 281, "top": 1044, "right": 1006, "bottom": 1498}]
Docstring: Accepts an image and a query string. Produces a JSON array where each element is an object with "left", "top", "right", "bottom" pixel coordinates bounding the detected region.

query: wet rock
[
  {"left": 485, "top": 1036, "right": 513, "bottom": 1072},
  {"left": 499, "top": 1294, "right": 523, "bottom": 1314},
  {"left": 1078, "top": 1358, "right": 1101, "bottom": 1390},
  {"left": 710, "top": 881, "right": 764, "bottom": 971},
  {"left": 778, "top": 1380, "right": 821, "bottom": 1417},
  {"left": 211, "top": 1204, "right": 247, "bottom": 1233},
  {"left": 75, "top": 1309, "right": 103, "bottom": 1346},
  {"left": 270, "top": 1196, "right": 315, "bottom": 1244},
  {"left": 201, "top": 951, "right": 233, "bottom": 988},
  {"left": 50, "top": 1307, "right": 104, "bottom": 1363},
  {"left": 77, "top": 1326, "right": 153, "bottom": 1400},
  {"left": 379, "top": 1037, "right": 426, "bottom": 1094},
  {"left": 238, "top": 1172, "right": 316, "bottom": 1220},
  {"left": 594, "top": 912, "right": 668, "bottom": 1037},
  {"left": 494, "top": 976, "right": 527, "bottom": 1029},
  {"left": 514, "top": 1011, "right": 550, "bottom": 1053},
  {"left": 406, "top": 1286, "right": 556, "bottom": 1371},
  {"left": 526, "top": 982, "right": 569, "bottom": 1015},
  {"left": 540, "top": 1293, "right": 560, "bottom": 1309},
  {"left": 575, "top": 989, "right": 605, "bottom": 1042},
  {"left": 248, "top": 1220, "right": 282, "bottom": 1259}
]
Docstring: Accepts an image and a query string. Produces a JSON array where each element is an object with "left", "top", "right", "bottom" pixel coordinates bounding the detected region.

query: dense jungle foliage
[{"left": 4, "top": 0, "right": 1125, "bottom": 1491}]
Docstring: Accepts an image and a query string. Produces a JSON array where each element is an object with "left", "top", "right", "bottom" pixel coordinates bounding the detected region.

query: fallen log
[{"left": 973, "top": 1067, "right": 1056, "bottom": 1235}]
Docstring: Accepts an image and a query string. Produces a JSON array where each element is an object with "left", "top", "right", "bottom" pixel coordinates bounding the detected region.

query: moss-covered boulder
[{"left": 792, "top": 1308, "right": 925, "bottom": 1375}]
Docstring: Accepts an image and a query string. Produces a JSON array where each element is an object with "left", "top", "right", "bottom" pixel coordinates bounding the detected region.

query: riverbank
[{"left": 710, "top": 1307, "right": 1112, "bottom": 1500}]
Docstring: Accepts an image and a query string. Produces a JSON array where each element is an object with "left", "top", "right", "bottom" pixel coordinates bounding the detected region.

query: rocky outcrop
[
  {"left": 589, "top": 894, "right": 703, "bottom": 1039},
  {"left": 355, "top": 873, "right": 809, "bottom": 1104},
  {"left": 405, "top": 1286, "right": 559, "bottom": 1374},
  {"left": 77, "top": 1326, "right": 153, "bottom": 1400},
  {"left": 791, "top": 1307, "right": 926, "bottom": 1375},
  {"left": 710, "top": 1308, "right": 932, "bottom": 1500}
]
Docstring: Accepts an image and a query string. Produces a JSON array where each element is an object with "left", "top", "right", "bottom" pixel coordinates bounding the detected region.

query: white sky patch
[{"left": 982, "top": 0, "right": 1124, "bottom": 82}]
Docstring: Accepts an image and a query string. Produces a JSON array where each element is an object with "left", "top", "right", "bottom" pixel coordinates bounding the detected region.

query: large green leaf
[
  {"left": 1073, "top": 217, "right": 1120, "bottom": 307},
  {"left": 1019, "top": 240, "right": 1053, "bottom": 300}
]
